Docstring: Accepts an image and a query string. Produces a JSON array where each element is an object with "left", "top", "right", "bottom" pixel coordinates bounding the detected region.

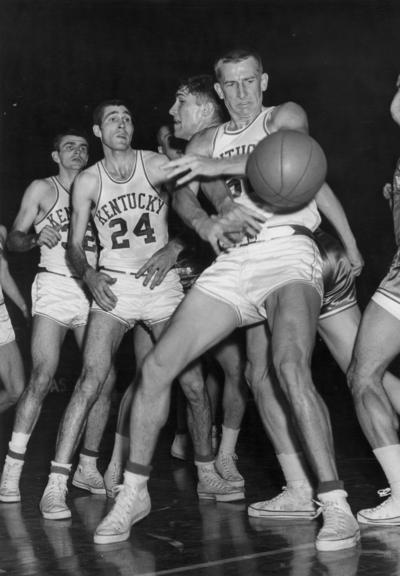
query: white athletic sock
[
  {"left": 195, "top": 460, "right": 215, "bottom": 481},
  {"left": 373, "top": 444, "right": 400, "bottom": 500},
  {"left": 124, "top": 470, "right": 148, "bottom": 488},
  {"left": 317, "top": 489, "right": 351, "bottom": 513},
  {"left": 9, "top": 432, "right": 30, "bottom": 456},
  {"left": 79, "top": 454, "right": 98, "bottom": 468},
  {"left": 218, "top": 426, "right": 240, "bottom": 455},
  {"left": 277, "top": 452, "right": 313, "bottom": 492}
]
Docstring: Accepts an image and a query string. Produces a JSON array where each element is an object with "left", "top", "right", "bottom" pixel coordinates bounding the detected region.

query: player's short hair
[
  {"left": 92, "top": 99, "right": 133, "bottom": 126},
  {"left": 214, "top": 47, "right": 264, "bottom": 80},
  {"left": 52, "top": 129, "right": 89, "bottom": 152},
  {"left": 177, "top": 74, "right": 223, "bottom": 120}
]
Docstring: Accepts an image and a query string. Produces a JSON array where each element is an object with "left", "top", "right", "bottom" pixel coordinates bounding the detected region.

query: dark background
[{"left": 1, "top": 0, "right": 400, "bottom": 304}]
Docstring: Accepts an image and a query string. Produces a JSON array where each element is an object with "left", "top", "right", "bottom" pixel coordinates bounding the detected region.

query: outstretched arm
[{"left": 316, "top": 182, "right": 364, "bottom": 275}]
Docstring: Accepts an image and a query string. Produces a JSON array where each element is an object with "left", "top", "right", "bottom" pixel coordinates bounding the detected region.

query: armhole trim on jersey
[
  {"left": 93, "top": 163, "right": 103, "bottom": 214},
  {"left": 263, "top": 106, "right": 276, "bottom": 136},
  {"left": 35, "top": 177, "right": 59, "bottom": 226},
  {"left": 140, "top": 150, "right": 163, "bottom": 196}
]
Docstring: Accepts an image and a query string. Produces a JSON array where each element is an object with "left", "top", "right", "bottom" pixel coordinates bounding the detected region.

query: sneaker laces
[
  {"left": 100, "top": 484, "right": 139, "bottom": 530},
  {"left": 105, "top": 464, "right": 122, "bottom": 493},
  {"left": 1, "top": 459, "right": 23, "bottom": 488},
  {"left": 45, "top": 476, "right": 68, "bottom": 504},
  {"left": 314, "top": 499, "right": 350, "bottom": 531},
  {"left": 79, "top": 465, "right": 103, "bottom": 486},
  {"left": 364, "top": 487, "right": 394, "bottom": 512},
  {"left": 218, "top": 453, "right": 240, "bottom": 475},
  {"left": 201, "top": 469, "right": 231, "bottom": 490}
]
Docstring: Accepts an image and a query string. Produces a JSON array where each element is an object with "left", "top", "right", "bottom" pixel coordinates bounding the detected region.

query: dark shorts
[{"left": 316, "top": 229, "right": 358, "bottom": 319}]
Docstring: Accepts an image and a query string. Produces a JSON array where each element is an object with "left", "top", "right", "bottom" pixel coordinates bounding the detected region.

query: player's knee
[
  {"left": 140, "top": 351, "right": 174, "bottom": 390},
  {"left": 274, "top": 355, "right": 311, "bottom": 395},
  {"left": 76, "top": 365, "right": 108, "bottom": 400},
  {"left": 347, "top": 358, "right": 382, "bottom": 398},
  {"left": 179, "top": 370, "right": 205, "bottom": 403},
  {"left": 29, "top": 366, "right": 55, "bottom": 398}
]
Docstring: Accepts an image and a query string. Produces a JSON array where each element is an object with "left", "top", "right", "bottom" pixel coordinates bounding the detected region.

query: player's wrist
[{"left": 82, "top": 266, "right": 96, "bottom": 283}]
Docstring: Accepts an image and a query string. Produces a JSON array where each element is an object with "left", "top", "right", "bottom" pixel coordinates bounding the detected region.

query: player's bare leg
[
  {"left": 0, "top": 341, "right": 25, "bottom": 413},
  {"left": 212, "top": 336, "right": 247, "bottom": 488},
  {"left": 94, "top": 290, "right": 243, "bottom": 544},
  {"left": 104, "top": 324, "right": 154, "bottom": 497},
  {"left": 0, "top": 316, "right": 67, "bottom": 503},
  {"left": 319, "top": 304, "right": 400, "bottom": 414},
  {"left": 40, "top": 313, "right": 125, "bottom": 519},
  {"left": 348, "top": 301, "right": 400, "bottom": 525},
  {"left": 71, "top": 323, "right": 117, "bottom": 495},
  {"left": 245, "top": 322, "right": 316, "bottom": 520},
  {"left": 266, "top": 283, "right": 359, "bottom": 552}
]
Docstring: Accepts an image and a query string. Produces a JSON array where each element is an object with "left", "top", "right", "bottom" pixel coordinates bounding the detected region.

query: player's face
[
  {"left": 214, "top": 57, "right": 268, "bottom": 122},
  {"left": 94, "top": 105, "right": 134, "bottom": 150},
  {"left": 169, "top": 89, "right": 205, "bottom": 140},
  {"left": 54, "top": 136, "right": 89, "bottom": 171}
]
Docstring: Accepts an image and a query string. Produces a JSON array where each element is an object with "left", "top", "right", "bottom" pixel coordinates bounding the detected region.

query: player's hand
[
  {"left": 164, "top": 154, "right": 222, "bottom": 186},
  {"left": 36, "top": 224, "right": 62, "bottom": 249},
  {"left": 196, "top": 215, "right": 244, "bottom": 255},
  {"left": 346, "top": 244, "right": 365, "bottom": 277},
  {"left": 84, "top": 269, "right": 117, "bottom": 311},
  {"left": 219, "top": 198, "right": 266, "bottom": 238},
  {"left": 135, "top": 243, "right": 180, "bottom": 289}
]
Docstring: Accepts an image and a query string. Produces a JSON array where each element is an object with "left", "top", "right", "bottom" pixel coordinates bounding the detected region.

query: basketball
[{"left": 246, "top": 130, "right": 327, "bottom": 213}]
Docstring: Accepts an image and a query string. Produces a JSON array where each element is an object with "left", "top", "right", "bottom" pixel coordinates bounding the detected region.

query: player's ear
[
  {"left": 93, "top": 124, "right": 101, "bottom": 139},
  {"left": 51, "top": 151, "right": 60, "bottom": 165},
  {"left": 214, "top": 82, "right": 224, "bottom": 100},
  {"left": 202, "top": 102, "right": 214, "bottom": 118},
  {"left": 261, "top": 73, "right": 269, "bottom": 92}
]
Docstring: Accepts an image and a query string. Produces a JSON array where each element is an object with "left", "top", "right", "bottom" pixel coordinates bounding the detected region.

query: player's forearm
[
  {"left": 391, "top": 87, "right": 400, "bottom": 127},
  {"left": 7, "top": 230, "right": 38, "bottom": 252},
  {"left": 201, "top": 180, "right": 233, "bottom": 213},
  {"left": 316, "top": 184, "right": 358, "bottom": 250},
  {"left": 215, "top": 155, "right": 248, "bottom": 177},
  {"left": 172, "top": 187, "right": 211, "bottom": 236},
  {"left": 67, "top": 243, "right": 95, "bottom": 281}
]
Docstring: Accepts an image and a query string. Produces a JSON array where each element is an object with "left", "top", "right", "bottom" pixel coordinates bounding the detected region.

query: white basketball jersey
[
  {"left": 35, "top": 177, "right": 97, "bottom": 276},
  {"left": 212, "top": 107, "right": 321, "bottom": 232},
  {"left": 93, "top": 150, "right": 169, "bottom": 271}
]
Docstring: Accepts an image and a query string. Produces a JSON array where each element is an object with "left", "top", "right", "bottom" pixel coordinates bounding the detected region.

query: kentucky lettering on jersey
[
  {"left": 95, "top": 192, "right": 165, "bottom": 227},
  {"left": 92, "top": 150, "right": 169, "bottom": 272},
  {"left": 35, "top": 176, "right": 97, "bottom": 276},
  {"left": 212, "top": 107, "right": 321, "bottom": 237}
]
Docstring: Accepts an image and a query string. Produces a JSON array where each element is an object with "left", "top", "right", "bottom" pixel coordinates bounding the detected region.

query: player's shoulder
[
  {"left": 74, "top": 163, "right": 100, "bottom": 189},
  {"left": 0, "top": 225, "right": 6, "bottom": 244},
  {"left": 23, "top": 177, "right": 54, "bottom": 203},
  {"left": 141, "top": 149, "right": 167, "bottom": 166},
  {"left": 186, "top": 125, "right": 217, "bottom": 154},
  {"left": 269, "top": 101, "right": 308, "bottom": 133}
]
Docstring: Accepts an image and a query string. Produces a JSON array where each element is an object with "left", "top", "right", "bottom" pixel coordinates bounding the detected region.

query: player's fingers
[
  {"left": 135, "top": 263, "right": 150, "bottom": 278},
  {"left": 150, "top": 269, "right": 165, "bottom": 289},
  {"left": 104, "top": 274, "right": 117, "bottom": 285},
  {"left": 141, "top": 269, "right": 154, "bottom": 287}
]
